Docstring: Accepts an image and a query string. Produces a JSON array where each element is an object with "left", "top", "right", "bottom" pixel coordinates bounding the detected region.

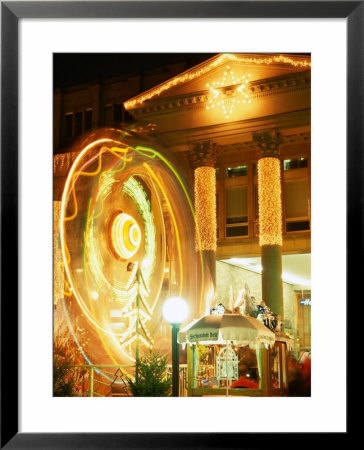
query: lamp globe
[{"left": 162, "top": 297, "right": 189, "bottom": 324}]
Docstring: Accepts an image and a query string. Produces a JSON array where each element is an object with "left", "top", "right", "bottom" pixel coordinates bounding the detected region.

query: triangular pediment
[{"left": 124, "top": 53, "right": 311, "bottom": 110}]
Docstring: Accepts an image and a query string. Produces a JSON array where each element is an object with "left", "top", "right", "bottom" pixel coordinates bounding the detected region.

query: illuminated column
[
  {"left": 189, "top": 142, "right": 218, "bottom": 287},
  {"left": 253, "top": 131, "right": 284, "bottom": 319}
]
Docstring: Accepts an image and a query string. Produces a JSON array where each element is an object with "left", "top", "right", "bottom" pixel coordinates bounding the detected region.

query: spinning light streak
[
  {"left": 58, "top": 131, "right": 212, "bottom": 370},
  {"left": 108, "top": 212, "right": 141, "bottom": 260}
]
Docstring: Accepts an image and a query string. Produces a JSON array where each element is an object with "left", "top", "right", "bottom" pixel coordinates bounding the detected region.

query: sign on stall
[{"left": 188, "top": 330, "right": 219, "bottom": 342}]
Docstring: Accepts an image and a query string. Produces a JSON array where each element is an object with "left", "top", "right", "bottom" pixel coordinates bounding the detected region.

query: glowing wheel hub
[{"left": 109, "top": 212, "right": 141, "bottom": 260}]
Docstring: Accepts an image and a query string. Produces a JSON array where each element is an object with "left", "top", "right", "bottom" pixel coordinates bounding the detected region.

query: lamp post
[{"left": 162, "top": 297, "right": 189, "bottom": 397}]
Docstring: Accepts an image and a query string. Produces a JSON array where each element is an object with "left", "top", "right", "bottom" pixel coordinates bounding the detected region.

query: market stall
[{"left": 178, "top": 312, "right": 277, "bottom": 396}]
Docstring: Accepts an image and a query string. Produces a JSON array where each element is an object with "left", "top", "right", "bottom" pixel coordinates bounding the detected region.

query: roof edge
[{"left": 123, "top": 53, "right": 311, "bottom": 110}]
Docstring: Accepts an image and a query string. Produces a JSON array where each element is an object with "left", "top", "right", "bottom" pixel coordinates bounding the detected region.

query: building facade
[{"left": 54, "top": 53, "right": 311, "bottom": 359}]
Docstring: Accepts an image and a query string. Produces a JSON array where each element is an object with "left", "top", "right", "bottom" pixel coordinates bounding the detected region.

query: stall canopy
[{"left": 178, "top": 313, "right": 275, "bottom": 348}]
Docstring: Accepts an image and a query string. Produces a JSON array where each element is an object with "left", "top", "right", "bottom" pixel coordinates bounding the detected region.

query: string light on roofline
[{"left": 124, "top": 54, "right": 310, "bottom": 110}]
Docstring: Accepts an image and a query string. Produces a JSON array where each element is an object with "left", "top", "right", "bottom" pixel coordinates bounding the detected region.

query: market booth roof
[{"left": 178, "top": 313, "right": 275, "bottom": 347}]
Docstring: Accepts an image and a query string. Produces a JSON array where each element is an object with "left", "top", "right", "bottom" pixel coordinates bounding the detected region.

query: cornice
[
  {"left": 156, "top": 110, "right": 311, "bottom": 151},
  {"left": 128, "top": 71, "right": 310, "bottom": 118},
  {"left": 124, "top": 53, "right": 311, "bottom": 110}
]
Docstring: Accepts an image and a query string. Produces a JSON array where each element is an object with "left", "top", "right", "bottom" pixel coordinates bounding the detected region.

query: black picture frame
[{"left": 1, "top": 1, "right": 357, "bottom": 448}]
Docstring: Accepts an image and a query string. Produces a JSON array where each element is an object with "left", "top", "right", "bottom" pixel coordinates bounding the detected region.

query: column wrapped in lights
[
  {"left": 257, "top": 157, "right": 282, "bottom": 247},
  {"left": 254, "top": 131, "right": 284, "bottom": 319},
  {"left": 194, "top": 166, "right": 217, "bottom": 251},
  {"left": 189, "top": 142, "right": 218, "bottom": 287}
]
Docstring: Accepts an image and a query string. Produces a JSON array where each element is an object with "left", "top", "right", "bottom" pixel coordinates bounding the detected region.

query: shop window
[
  {"left": 225, "top": 165, "right": 247, "bottom": 178},
  {"left": 283, "top": 157, "right": 308, "bottom": 171},
  {"left": 284, "top": 178, "right": 310, "bottom": 232},
  {"left": 225, "top": 185, "right": 248, "bottom": 237},
  {"left": 297, "top": 293, "right": 311, "bottom": 351}
]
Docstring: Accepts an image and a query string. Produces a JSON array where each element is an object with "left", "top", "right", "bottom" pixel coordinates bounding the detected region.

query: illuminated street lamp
[{"left": 163, "top": 297, "right": 189, "bottom": 397}]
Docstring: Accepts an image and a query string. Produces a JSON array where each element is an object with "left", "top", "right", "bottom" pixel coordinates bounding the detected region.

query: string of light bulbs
[{"left": 124, "top": 53, "right": 311, "bottom": 110}]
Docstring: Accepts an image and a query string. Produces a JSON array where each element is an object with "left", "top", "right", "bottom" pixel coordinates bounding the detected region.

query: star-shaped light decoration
[{"left": 205, "top": 65, "right": 252, "bottom": 119}]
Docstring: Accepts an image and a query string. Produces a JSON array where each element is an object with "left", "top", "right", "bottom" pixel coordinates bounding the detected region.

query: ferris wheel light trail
[
  {"left": 58, "top": 131, "right": 213, "bottom": 372},
  {"left": 109, "top": 212, "right": 141, "bottom": 260}
]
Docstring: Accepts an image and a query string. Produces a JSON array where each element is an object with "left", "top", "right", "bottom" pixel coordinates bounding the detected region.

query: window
[
  {"left": 225, "top": 185, "right": 248, "bottom": 237},
  {"left": 65, "top": 113, "right": 73, "bottom": 140},
  {"left": 216, "top": 168, "right": 220, "bottom": 239},
  {"left": 74, "top": 111, "right": 83, "bottom": 137},
  {"left": 104, "top": 103, "right": 128, "bottom": 126},
  {"left": 64, "top": 109, "right": 93, "bottom": 143},
  {"left": 85, "top": 109, "right": 93, "bottom": 131},
  {"left": 254, "top": 184, "right": 259, "bottom": 220},
  {"left": 283, "top": 157, "right": 308, "bottom": 171},
  {"left": 216, "top": 193, "right": 219, "bottom": 239},
  {"left": 285, "top": 179, "right": 309, "bottom": 218},
  {"left": 284, "top": 177, "right": 310, "bottom": 232},
  {"left": 283, "top": 156, "right": 310, "bottom": 232},
  {"left": 104, "top": 104, "right": 113, "bottom": 126},
  {"left": 224, "top": 164, "right": 249, "bottom": 238},
  {"left": 225, "top": 165, "right": 247, "bottom": 178}
]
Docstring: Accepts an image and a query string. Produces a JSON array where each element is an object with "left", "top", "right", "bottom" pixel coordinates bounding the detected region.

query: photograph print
[{"left": 53, "top": 52, "right": 311, "bottom": 398}]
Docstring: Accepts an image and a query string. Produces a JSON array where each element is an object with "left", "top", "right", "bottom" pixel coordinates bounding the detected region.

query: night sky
[{"left": 53, "top": 53, "right": 217, "bottom": 88}]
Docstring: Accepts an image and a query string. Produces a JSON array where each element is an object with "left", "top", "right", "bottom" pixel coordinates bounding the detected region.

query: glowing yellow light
[
  {"left": 91, "top": 291, "right": 99, "bottom": 300},
  {"left": 124, "top": 53, "right": 311, "bottom": 109},
  {"left": 143, "top": 162, "right": 184, "bottom": 296},
  {"left": 194, "top": 166, "right": 216, "bottom": 251},
  {"left": 59, "top": 138, "right": 208, "bottom": 361},
  {"left": 108, "top": 212, "right": 141, "bottom": 260},
  {"left": 205, "top": 67, "right": 251, "bottom": 118},
  {"left": 257, "top": 157, "right": 282, "bottom": 246}
]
